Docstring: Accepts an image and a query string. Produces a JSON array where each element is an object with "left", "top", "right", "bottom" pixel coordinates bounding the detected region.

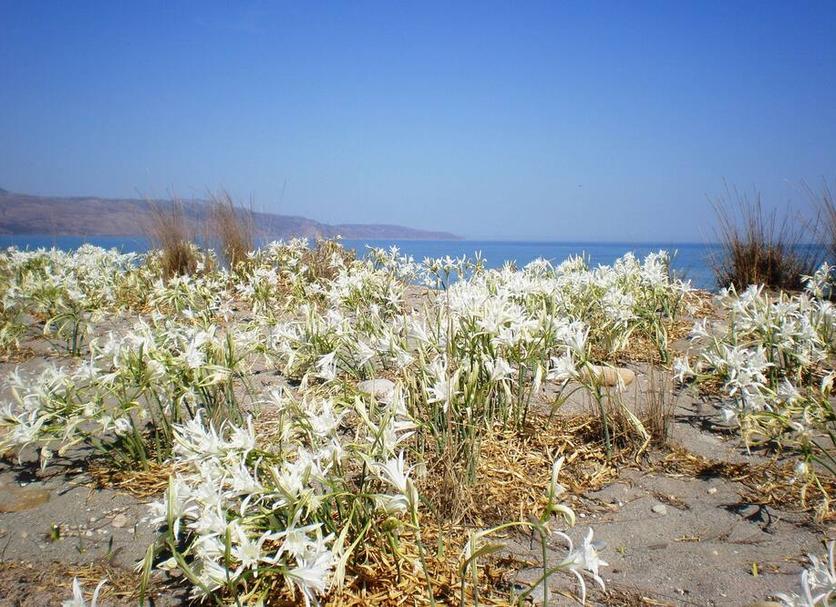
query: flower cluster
[
  {"left": 674, "top": 268, "right": 836, "bottom": 511},
  {"left": 2, "top": 240, "right": 617, "bottom": 604},
  {"left": 148, "top": 387, "right": 418, "bottom": 605}
]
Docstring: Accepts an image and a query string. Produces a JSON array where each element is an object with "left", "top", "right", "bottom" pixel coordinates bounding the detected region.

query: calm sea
[{"left": 0, "top": 235, "right": 720, "bottom": 290}]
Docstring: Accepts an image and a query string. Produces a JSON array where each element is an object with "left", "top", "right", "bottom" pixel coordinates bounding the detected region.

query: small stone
[
  {"left": 111, "top": 513, "right": 130, "bottom": 528},
  {"left": 357, "top": 379, "right": 397, "bottom": 402},
  {"left": 0, "top": 480, "right": 50, "bottom": 513},
  {"left": 651, "top": 504, "right": 668, "bottom": 515},
  {"left": 707, "top": 487, "right": 717, "bottom": 495},
  {"left": 582, "top": 365, "right": 636, "bottom": 388},
  {"left": 84, "top": 530, "right": 93, "bottom": 537}
]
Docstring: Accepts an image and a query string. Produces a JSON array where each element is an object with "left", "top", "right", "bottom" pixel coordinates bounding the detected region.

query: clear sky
[{"left": 1, "top": 1, "right": 835, "bottom": 241}]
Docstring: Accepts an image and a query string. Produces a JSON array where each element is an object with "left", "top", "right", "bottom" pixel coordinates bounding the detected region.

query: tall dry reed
[
  {"left": 145, "top": 200, "right": 198, "bottom": 278},
  {"left": 710, "top": 186, "right": 822, "bottom": 291},
  {"left": 806, "top": 181, "right": 836, "bottom": 263},
  {"left": 208, "top": 191, "right": 254, "bottom": 270}
]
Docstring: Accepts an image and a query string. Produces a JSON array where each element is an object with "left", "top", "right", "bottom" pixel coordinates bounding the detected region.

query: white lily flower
[{"left": 62, "top": 578, "right": 106, "bottom": 607}]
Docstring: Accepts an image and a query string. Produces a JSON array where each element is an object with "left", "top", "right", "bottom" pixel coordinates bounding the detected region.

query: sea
[{"left": 0, "top": 235, "right": 720, "bottom": 290}]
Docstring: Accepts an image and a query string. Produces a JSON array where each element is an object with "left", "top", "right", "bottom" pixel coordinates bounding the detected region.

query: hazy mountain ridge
[{"left": 0, "top": 190, "right": 460, "bottom": 240}]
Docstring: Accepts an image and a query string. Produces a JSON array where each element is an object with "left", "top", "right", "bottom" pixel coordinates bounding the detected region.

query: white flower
[
  {"left": 268, "top": 521, "right": 323, "bottom": 561},
  {"left": 548, "top": 354, "right": 577, "bottom": 383},
  {"left": 307, "top": 399, "right": 344, "bottom": 437},
  {"left": 62, "top": 578, "right": 106, "bottom": 607},
  {"left": 229, "top": 524, "right": 277, "bottom": 577},
  {"left": 719, "top": 407, "right": 737, "bottom": 423},
  {"left": 182, "top": 340, "right": 205, "bottom": 369},
  {"left": 672, "top": 356, "right": 693, "bottom": 382},
  {"left": 794, "top": 461, "right": 810, "bottom": 479},
  {"left": 112, "top": 416, "right": 132, "bottom": 437},
  {"left": 485, "top": 356, "right": 514, "bottom": 382},
  {"left": 315, "top": 352, "right": 337, "bottom": 382},
  {"left": 426, "top": 357, "right": 457, "bottom": 412},
  {"left": 374, "top": 450, "right": 419, "bottom": 510},
  {"left": 561, "top": 528, "right": 608, "bottom": 604},
  {"left": 285, "top": 548, "right": 334, "bottom": 607},
  {"left": 193, "top": 558, "right": 235, "bottom": 595},
  {"left": 375, "top": 451, "right": 411, "bottom": 495},
  {"left": 776, "top": 541, "right": 835, "bottom": 606}
]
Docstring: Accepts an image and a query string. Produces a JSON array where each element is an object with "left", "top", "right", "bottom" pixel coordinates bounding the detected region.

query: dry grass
[
  {"left": 0, "top": 560, "right": 145, "bottom": 604},
  {"left": 329, "top": 526, "right": 513, "bottom": 606},
  {"left": 326, "top": 414, "right": 634, "bottom": 606},
  {"left": 710, "top": 186, "right": 823, "bottom": 291},
  {"left": 447, "top": 416, "right": 622, "bottom": 526},
  {"left": 303, "top": 239, "right": 357, "bottom": 282},
  {"left": 87, "top": 460, "right": 175, "bottom": 498},
  {"left": 144, "top": 200, "right": 198, "bottom": 278},
  {"left": 208, "top": 190, "right": 254, "bottom": 270},
  {"left": 638, "top": 367, "right": 675, "bottom": 445}
]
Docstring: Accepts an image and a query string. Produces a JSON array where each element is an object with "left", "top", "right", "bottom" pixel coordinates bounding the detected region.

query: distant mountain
[{"left": 0, "top": 190, "right": 459, "bottom": 240}]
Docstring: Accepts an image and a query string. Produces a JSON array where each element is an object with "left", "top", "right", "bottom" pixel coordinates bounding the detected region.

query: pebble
[
  {"left": 651, "top": 504, "right": 668, "bottom": 515},
  {"left": 706, "top": 487, "right": 717, "bottom": 495},
  {"left": 111, "top": 513, "right": 130, "bottom": 528},
  {"left": 357, "top": 378, "right": 396, "bottom": 402},
  {"left": 582, "top": 365, "right": 636, "bottom": 388},
  {"left": 0, "top": 480, "right": 50, "bottom": 513}
]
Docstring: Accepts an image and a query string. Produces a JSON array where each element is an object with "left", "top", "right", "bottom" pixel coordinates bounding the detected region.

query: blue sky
[{"left": 1, "top": 1, "right": 835, "bottom": 241}]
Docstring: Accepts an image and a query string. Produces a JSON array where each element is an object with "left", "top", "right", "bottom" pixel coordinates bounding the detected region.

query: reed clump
[
  {"left": 710, "top": 187, "right": 823, "bottom": 291},
  {"left": 809, "top": 181, "right": 836, "bottom": 263},
  {"left": 639, "top": 367, "right": 675, "bottom": 445},
  {"left": 145, "top": 200, "right": 199, "bottom": 278},
  {"left": 208, "top": 190, "right": 254, "bottom": 271}
]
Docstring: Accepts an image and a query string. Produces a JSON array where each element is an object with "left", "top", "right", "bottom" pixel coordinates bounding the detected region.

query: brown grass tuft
[
  {"left": 145, "top": 199, "right": 198, "bottom": 278},
  {"left": 638, "top": 367, "right": 675, "bottom": 445},
  {"left": 208, "top": 190, "right": 254, "bottom": 270},
  {"left": 302, "top": 239, "right": 357, "bottom": 282},
  {"left": 710, "top": 186, "right": 823, "bottom": 291}
]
